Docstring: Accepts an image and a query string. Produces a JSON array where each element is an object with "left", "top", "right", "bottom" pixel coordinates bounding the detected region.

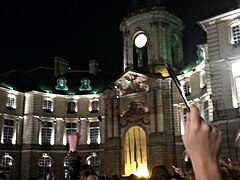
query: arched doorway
[{"left": 124, "top": 126, "right": 148, "bottom": 177}]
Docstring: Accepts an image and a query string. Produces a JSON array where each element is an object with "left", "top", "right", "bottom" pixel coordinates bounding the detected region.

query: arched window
[
  {"left": 86, "top": 152, "right": 100, "bottom": 170},
  {"left": 38, "top": 153, "right": 53, "bottom": 179},
  {"left": 0, "top": 153, "right": 15, "bottom": 179}
]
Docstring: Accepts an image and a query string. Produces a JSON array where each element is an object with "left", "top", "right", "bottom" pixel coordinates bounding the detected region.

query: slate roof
[{"left": 0, "top": 66, "right": 116, "bottom": 95}]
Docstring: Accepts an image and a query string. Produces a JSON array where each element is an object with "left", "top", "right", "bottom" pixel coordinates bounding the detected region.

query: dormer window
[
  {"left": 55, "top": 77, "right": 68, "bottom": 91},
  {"left": 79, "top": 78, "right": 92, "bottom": 91},
  {"left": 230, "top": 22, "right": 240, "bottom": 48},
  {"left": 6, "top": 94, "right": 16, "bottom": 110}
]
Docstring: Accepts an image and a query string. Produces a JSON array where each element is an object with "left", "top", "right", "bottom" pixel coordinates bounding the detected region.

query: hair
[
  {"left": 80, "top": 169, "right": 99, "bottom": 180},
  {"left": 218, "top": 158, "right": 240, "bottom": 180},
  {"left": 149, "top": 165, "right": 172, "bottom": 180}
]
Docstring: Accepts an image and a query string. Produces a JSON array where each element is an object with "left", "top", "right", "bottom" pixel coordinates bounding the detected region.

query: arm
[
  {"left": 66, "top": 132, "right": 82, "bottom": 180},
  {"left": 182, "top": 106, "right": 223, "bottom": 180}
]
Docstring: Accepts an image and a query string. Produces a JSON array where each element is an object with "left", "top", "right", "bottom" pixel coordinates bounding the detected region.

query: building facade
[{"left": 1, "top": 2, "right": 240, "bottom": 180}]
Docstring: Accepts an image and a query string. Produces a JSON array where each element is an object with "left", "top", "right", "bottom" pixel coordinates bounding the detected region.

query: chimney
[
  {"left": 54, "top": 57, "right": 70, "bottom": 77},
  {"left": 89, "top": 59, "right": 99, "bottom": 75}
]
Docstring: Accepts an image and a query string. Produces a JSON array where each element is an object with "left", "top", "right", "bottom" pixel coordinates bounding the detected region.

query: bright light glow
[
  {"left": 180, "top": 118, "right": 185, "bottom": 136},
  {"left": 124, "top": 126, "right": 149, "bottom": 178},
  {"left": 199, "top": 71, "right": 206, "bottom": 88},
  {"left": 134, "top": 34, "right": 147, "bottom": 48},
  {"left": 232, "top": 61, "right": 240, "bottom": 108},
  {"left": 63, "top": 133, "right": 67, "bottom": 145},
  {"left": 232, "top": 61, "right": 240, "bottom": 77}
]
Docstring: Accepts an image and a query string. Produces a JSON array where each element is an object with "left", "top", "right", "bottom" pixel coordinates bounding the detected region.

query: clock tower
[{"left": 120, "top": 0, "right": 184, "bottom": 76}]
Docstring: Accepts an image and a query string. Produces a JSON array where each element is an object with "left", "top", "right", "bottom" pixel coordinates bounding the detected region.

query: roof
[{"left": 0, "top": 66, "right": 116, "bottom": 95}]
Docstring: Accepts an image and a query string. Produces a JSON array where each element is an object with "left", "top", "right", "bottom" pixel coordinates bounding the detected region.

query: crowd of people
[
  {"left": 3, "top": 106, "right": 240, "bottom": 180},
  {"left": 62, "top": 106, "right": 240, "bottom": 180}
]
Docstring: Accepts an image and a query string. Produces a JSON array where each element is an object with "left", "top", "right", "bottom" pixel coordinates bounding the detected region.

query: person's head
[
  {"left": 170, "top": 173, "right": 182, "bottom": 180},
  {"left": 45, "top": 172, "right": 55, "bottom": 180},
  {"left": 150, "top": 165, "right": 171, "bottom": 180},
  {"left": 80, "top": 169, "right": 99, "bottom": 180}
]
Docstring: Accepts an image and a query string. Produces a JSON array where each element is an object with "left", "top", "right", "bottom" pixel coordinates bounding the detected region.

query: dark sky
[{"left": 0, "top": 0, "right": 238, "bottom": 75}]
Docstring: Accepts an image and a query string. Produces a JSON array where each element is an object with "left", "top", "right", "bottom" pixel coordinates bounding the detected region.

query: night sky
[{"left": 0, "top": 0, "right": 238, "bottom": 76}]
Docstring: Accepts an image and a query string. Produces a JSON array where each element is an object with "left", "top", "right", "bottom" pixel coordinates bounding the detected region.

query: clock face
[{"left": 134, "top": 34, "right": 147, "bottom": 48}]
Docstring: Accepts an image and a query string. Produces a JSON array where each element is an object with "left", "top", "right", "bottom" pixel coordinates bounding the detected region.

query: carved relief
[
  {"left": 120, "top": 101, "right": 150, "bottom": 127},
  {"left": 115, "top": 72, "right": 149, "bottom": 95}
]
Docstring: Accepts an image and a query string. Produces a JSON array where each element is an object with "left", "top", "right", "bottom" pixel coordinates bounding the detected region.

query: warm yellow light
[
  {"left": 154, "top": 66, "right": 169, "bottom": 77},
  {"left": 135, "top": 165, "right": 149, "bottom": 177},
  {"left": 124, "top": 126, "right": 149, "bottom": 178}
]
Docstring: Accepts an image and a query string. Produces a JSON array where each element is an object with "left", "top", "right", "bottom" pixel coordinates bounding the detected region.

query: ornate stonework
[
  {"left": 115, "top": 71, "right": 149, "bottom": 95},
  {"left": 120, "top": 101, "right": 150, "bottom": 127}
]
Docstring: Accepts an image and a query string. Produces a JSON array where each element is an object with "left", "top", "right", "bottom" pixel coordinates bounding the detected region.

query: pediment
[{"left": 114, "top": 71, "right": 149, "bottom": 96}]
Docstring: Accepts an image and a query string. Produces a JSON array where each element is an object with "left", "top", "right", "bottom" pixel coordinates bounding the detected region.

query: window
[
  {"left": 41, "top": 122, "right": 53, "bottom": 145},
  {"left": 86, "top": 152, "right": 100, "bottom": 169},
  {"left": 90, "top": 100, "right": 99, "bottom": 113},
  {"left": 65, "top": 122, "right": 77, "bottom": 143},
  {"left": 180, "top": 107, "right": 188, "bottom": 135},
  {"left": 200, "top": 71, "right": 207, "bottom": 88},
  {"left": 38, "top": 153, "right": 52, "bottom": 179},
  {"left": 55, "top": 77, "right": 68, "bottom": 91},
  {"left": 0, "top": 153, "right": 14, "bottom": 179},
  {"left": 43, "top": 99, "right": 53, "bottom": 112},
  {"left": 79, "top": 78, "right": 92, "bottom": 91},
  {"left": 235, "top": 76, "right": 240, "bottom": 105},
  {"left": 203, "top": 101, "right": 209, "bottom": 121},
  {"left": 183, "top": 81, "right": 191, "bottom": 96},
  {"left": 67, "top": 102, "right": 77, "bottom": 114},
  {"left": 64, "top": 156, "right": 69, "bottom": 179},
  {"left": 231, "top": 23, "right": 240, "bottom": 48},
  {"left": 89, "top": 122, "right": 100, "bottom": 145},
  {"left": 231, "top": 61, "right": 240, "bottom": 108},
  {"left": 2, "top": 119, "right": 14, "bottom": 144},
  {"left": 6, "top": 94, "right": 16, "bottom": 110}
]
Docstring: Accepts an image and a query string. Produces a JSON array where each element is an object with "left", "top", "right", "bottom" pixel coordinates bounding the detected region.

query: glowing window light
[
  {"left": 232, "top": 62, "right": 240, "bottom": 108},
  {"left": 89, "top": 99, "right": 99, "bottom": 112},
  {"left": 199, "top": 71, "right": 206, "bottom": 88},
  {"left": 232, "top": 61, "right": 240, "bottom": 77},
  {"left": 124, "top": 126, "right": 149, "bottom": 178},
  {"left": 180, "top": 107, "right": 188, "bottom": 135},
  {"left": 230, "top": 23, "right": 240, "bottom": 45},
  {"left": 0, "top": 153, "right": 14, "bottom": 167},
  {"left": 6, "top": 94, "right": 16, "bottom": 109}
]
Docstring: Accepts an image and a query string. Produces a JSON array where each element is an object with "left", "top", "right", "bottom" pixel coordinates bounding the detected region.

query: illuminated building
[{"left": 0, "top": 1, "right": 240, "bottom": 179}]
